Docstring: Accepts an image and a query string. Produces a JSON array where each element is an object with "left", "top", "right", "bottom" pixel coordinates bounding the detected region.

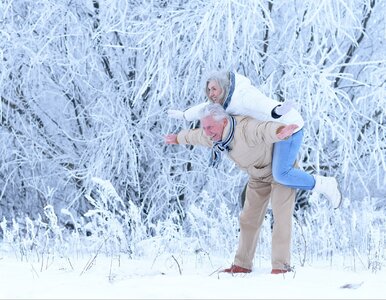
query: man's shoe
[
  {"left": 271, "top": 268, "right": 288, "bottom": 274},
  {"left": 223, "top": 264, "right": 252, "bottom": 274}
]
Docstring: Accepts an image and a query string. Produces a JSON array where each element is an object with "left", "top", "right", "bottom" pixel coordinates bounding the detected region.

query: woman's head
[{"left": 204, "top": 71, "right": 230, "bottom": 105}]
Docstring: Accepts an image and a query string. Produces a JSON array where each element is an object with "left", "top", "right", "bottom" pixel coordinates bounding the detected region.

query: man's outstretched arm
[{"left": 164, "top": 129, "right": 213, "bottom": 148}]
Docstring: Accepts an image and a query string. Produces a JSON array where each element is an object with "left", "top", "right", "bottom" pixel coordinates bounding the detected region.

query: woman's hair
[
  {"left": 204, "top": 70, "right": 230, "bottom": 103},
  {"left": 199, "top": 103, "right": 229, "bottom": 121}
]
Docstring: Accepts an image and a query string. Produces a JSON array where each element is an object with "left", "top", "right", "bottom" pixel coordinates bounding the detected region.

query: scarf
[{"left": 209, "top": 116, "right": 236, "bottom": 168}]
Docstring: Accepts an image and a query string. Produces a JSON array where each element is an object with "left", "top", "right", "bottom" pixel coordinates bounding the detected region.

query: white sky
[{"left": 1, "top": 253, "right": 385, "bottom": 299}]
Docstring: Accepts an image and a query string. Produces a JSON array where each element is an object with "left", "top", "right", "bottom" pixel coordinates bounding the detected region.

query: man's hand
[
  {"left": 167, "top": 109, "right": 185, "bottom": 120},
  {"left": 276, "top": 124, "right": 299, "bottom": 140},
  {"left": 164, "top": 134, "right": 179, "bottom": 144},
  {"left": 275, "top": 100, "right": 295, "bottom": 116}
]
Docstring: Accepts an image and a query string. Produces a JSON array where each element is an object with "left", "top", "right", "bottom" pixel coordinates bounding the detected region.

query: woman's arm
[{"left": 167, "top": 102, "right": 209, "bottom": 122}]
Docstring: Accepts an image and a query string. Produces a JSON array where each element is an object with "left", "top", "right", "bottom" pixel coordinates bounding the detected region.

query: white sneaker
[{"left": 313, "top": 175, "right": 342, "bottom": 209}]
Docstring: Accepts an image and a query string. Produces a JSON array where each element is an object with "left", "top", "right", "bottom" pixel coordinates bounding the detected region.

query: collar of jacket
[
  {"left": 222, "top": 71, "right": 235, "bottom": 110},
  {"left": 219, "top": 115, "right": 236, "bottom": 148}
]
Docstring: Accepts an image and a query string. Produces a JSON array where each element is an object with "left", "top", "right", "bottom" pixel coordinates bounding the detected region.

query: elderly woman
[{"left": 168, "top": 70, "right": 341, "bottom": 209}]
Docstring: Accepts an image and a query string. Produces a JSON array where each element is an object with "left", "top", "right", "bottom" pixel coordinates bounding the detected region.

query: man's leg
[
  {"left": 270, "top": 183, "right": 296, "bottom": 271},
  {"left": 233, "top": 179, "right": 271, "bottom": 270}
]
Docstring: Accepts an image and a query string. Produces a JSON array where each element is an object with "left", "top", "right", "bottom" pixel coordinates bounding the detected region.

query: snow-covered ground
[{"left": 1, "top": 253, "right": 385, "bottom": 299}]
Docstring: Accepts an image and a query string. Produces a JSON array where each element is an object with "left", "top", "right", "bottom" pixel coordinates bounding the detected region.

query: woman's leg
[{"left": 272, "top": 129, "right": 315, "bottom": 190}]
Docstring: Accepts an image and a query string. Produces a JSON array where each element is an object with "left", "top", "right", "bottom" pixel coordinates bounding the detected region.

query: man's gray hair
[
  {"left": 199, "top": 103, "right": 229, "bottom": 121},
  {"left": 204, "top": 70, "right": 230, "bottom": 103}
]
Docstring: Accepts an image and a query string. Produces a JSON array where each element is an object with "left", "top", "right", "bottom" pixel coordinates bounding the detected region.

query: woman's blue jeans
[{"left": 272, "top": 129, "right": 315, "bottom": 190}]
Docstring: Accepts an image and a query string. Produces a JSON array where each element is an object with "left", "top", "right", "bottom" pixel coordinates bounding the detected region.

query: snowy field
[{"left": 1, "top": 252, "right": 385, "bottom": 299}]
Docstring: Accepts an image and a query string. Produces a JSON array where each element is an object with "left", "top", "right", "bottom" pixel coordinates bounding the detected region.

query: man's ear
[{"left": 223, "top": 118, "right": 228, "bottom": 127}]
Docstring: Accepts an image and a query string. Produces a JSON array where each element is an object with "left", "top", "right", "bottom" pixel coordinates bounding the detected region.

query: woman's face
[{"left": 207, "top": 80, "right": 224, "bottom": 104}]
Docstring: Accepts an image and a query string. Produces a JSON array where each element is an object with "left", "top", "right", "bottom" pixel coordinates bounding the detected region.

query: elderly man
[{"left": 165, "top": 103, "right": 299, "bottom": 274}]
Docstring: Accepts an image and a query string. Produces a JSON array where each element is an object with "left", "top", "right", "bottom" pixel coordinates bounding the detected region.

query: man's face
[
  {"left": 201, "top": 116, "right": 227, "bottom": 142},
  {"left": 207, "top": 80, "right": 224, "bottom": 104}
]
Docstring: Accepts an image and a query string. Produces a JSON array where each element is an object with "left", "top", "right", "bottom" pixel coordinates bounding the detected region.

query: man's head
[
  {"left": 199, "top": 103, "right": 229, "bottom": 142},
  {"left": 204, "top": 71, "right": 230, "bottom": 105}
]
